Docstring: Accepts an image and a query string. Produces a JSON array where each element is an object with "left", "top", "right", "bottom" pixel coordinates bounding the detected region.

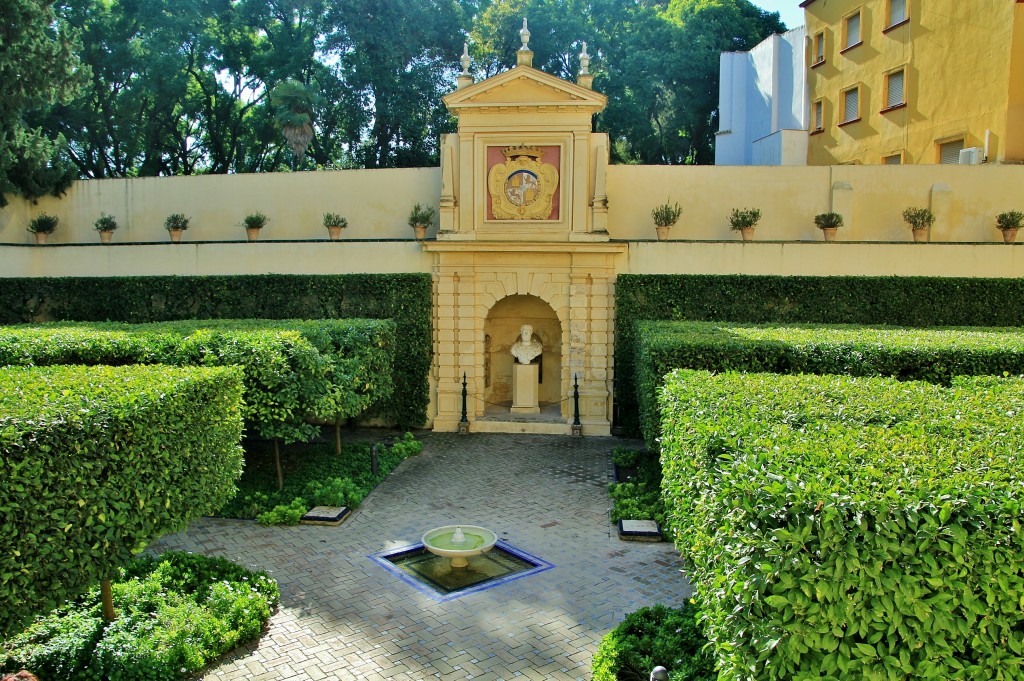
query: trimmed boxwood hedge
[
  {"left": 660, "top": 369, "right": 1024, "bottom": 680},
  {"left": 0, "top": 274, "right": 431, "bottom": 427},
  {"left": 0, "top": 364, "right": 245, "bottom": 638},
  {"left": 614, "top": 274, "right": 1024, "bottom": 436},
  {"left": 0, "top": 318, "right": 394, "bottom": 444},
  {"left": 635, "top": 321, "right": 1024, "bottom": 447}
]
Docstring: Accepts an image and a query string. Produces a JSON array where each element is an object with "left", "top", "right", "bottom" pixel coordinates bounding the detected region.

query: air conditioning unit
[{"left": 959, "top": 147, "right": 984, "bottom": 165}]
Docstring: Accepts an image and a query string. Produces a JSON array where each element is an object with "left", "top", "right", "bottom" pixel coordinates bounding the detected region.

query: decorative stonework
[{"left": 487, "top": 145, "right": 559, "bottom": 220}]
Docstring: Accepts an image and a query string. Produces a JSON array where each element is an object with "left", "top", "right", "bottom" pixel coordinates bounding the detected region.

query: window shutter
[
  {"left": 815, "top": 101, "right": 823, "bottom": 130},
  {"left": 884, "top": 154, "right": 902, "bottom": 165},
  {"left": 844, "top": 88, "right": 859, "bottom": 122},
  {"left": 940, "top": 139, "right": 965, "bottom": 164},
  {"left": 815, "top": 34, "right": 824, "bottom": 62},
  {"left": 887, "top": 70, "right": 905, "bottom": 108},
  {"left": 889, "top": 0, "right": 907, "bottom": 25},
  {"left": 846, "top": 13, "right": 861, "bottom": 47}
]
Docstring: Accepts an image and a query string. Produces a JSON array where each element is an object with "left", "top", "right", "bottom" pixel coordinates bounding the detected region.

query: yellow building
[{"left": 803, "top": 0, "right": 1024, "bottom": 165}]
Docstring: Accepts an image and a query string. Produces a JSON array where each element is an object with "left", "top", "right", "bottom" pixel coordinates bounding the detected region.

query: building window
[
  {"left": 883, "top": 153, "right": 903, "bottom": 165},
  {"left": 844, "top": 10, "right": 863, "bottom": 50},
  {"left": 813, "top": 100, "right": 824, "bottom": 131},
  {"left": 888, "top": 0, "right": 908, "bottom": 28},
  {"left": 812, "top": 31, "right": 825, "bottom": 65},
  {"left": 841, "top": 86, "right": 860, "bottom": 124},
  {"left": 885, "top": 69, "right": 905, "bottom": 109},
  {"left": 939, "top": 139, "right": 965, "bottom": 164}
]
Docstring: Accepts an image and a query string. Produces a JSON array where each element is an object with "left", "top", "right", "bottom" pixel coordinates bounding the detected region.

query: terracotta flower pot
[
  {"left": 168, "top": 229, "right": 183, "bottom": 243},
  {"left": 327, "top": 226, "right": 343, "bottom": 241},
  {"left": 246, "top": 227, "right": 261, "bottom": 242},
  {"left": 413, "top": 225, "right": 427, "bottom": 240},
  {"left": 912, "top": 228, "right": 928, "bottom": 243},
  {"left": 655, "top": 226, "right": 671, "bottom": 241},
  {"left": 33, "top": 232, "right": 48, "bottom": 245},
  {"left": 821, "top": 227, "right": 838, "bottom": 242},
  {"left": 740, "top": 227, "right": 755, "bottom": 241},
  {"left": 99, "top": 231, "right": 113, "bottom": 244},
  {"left": 1001, "top": 228, "right": 1018, "bottom": 244}
]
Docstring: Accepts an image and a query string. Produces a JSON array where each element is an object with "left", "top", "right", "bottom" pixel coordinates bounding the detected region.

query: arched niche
[{"left": 484, "top": 295, "right": 562, "bottom": 410}]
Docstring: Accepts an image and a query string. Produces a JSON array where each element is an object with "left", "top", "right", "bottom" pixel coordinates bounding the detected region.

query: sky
[{"left": 749, "top": 0, "right": 805, "bottom": 30}]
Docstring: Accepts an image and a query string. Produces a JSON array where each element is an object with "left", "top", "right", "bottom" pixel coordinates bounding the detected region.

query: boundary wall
[{"left": 3, "top": 164, "right": 1024, "bottom": 247}]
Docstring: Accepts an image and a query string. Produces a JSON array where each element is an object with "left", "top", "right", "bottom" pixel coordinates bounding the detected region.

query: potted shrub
[
  {"left": 729, "top": 207, "right": 762, "bottom": 241},
  {"left": 408, "top": 203, "right": 435, "bottom": 240},
  {"left": 94, "top": 213, "right": 118, "bottom": 244},
  {"left": 814, "top": 211, "right": 844, "bottom": 242},
  {"left": 243, "top": 212, "right": 269, "bottom": 242},
  {"left": 651, "top": 202, "right": 682, "bottom": 241},
  {"left": 902, "top": 207, "right": 935, "bottom": 243},
  {"left": 323, "top": 212, "right": 348, "bottom": 240},
  {"left": 164, "top": 213, "right": 190, "bottom": 243},
  {"left": 27, "top": 214, "right": 59, "bottom": 245},
  {"left": 996, "top": 210, "right": 1023, "bottom": 244}
]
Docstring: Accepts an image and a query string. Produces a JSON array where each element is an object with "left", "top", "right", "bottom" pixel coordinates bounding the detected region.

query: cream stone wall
[
  {"left": 0, "top": 168, "right": 440, "bottom": 245},
  {"left": 607, "top": 164, "right": 1024, "bottom": 242}
]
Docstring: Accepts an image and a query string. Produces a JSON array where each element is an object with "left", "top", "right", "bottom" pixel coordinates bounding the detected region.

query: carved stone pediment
[{"left": 443, "top": 66, "right": 606, "bottom": 116}]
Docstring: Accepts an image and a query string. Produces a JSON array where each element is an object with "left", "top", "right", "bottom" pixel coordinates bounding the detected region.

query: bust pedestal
[{"left": 511, "top": 363, "right": 540, "bottom": 414}]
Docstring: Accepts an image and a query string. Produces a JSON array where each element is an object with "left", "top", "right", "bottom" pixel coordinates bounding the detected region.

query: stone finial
[
  {"left": 457, "top": 41, "right": 474, "bottom": 88},
  {"left": 516, "top": 18, "right": 534, "bottom": 67},
  {"left": 577, "top": 40, "right": 594, "bottom": 89}
]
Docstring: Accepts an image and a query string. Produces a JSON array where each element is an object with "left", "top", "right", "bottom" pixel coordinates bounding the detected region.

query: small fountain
[{"left": 421, "top": 525, "right": 497, "bottom": 568}]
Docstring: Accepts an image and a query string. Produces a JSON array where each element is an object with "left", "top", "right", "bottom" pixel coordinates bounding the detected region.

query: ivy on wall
[
  {"left": 614, "top": 274, "right": 1024, "bottom": 436},
  {"left": 0, "top": 274, "right": 432, "bottom": 428}
]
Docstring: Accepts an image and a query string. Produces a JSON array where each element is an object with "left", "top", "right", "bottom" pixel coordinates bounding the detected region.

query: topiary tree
[{"left": 0, "top": 364, "right": 245, "bottom": 637}]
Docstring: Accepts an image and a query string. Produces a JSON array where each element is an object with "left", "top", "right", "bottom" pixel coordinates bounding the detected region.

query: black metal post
[
  {"left": 458, "top": 372, "right": 470, "bottom": 434},
  {"left": 572, "top": 373, "right": 582, "bottom": 436},
  {"left": 371, "top": 443, "right": 379, "bottom": 476}
]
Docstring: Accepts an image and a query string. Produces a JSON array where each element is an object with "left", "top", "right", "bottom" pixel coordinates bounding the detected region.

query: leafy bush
[
  {"left": 651, "top": 202, "right": 682, "bottom": 228},
  {"left": 218, "top": 433, "right": 421, "bottom": 522},
  {"left": 613, "top": 274, "right": 1024, "bottom": 437},
  {"left": 303, "top": 477, "right": 361, "bottom": 508},
  {"left": 997, "top": 210, "right": 1024, "bottom": 231},
  {"left": 0, "top": 274, "right": 431, "bottom": 428},
  {"left": 164, "top": 213, "right": 190, "bottom": 231},
  {"left": 813, "top": 211, "right": 843, "bottom": 229},
  {"left": 610, "top": 447, "right": 641, "bottom": 468},
  {"left": 659, "top": 370, "right": 1024, "bottom": 680},
  {"left": 93, "top": 213, "right": 118, "bottom": 232},
  {"left": 902, "top": 206, "right": 935, "bottom": 230},
  {"left": 1, "top": 552, "right": 278, "bottom": 680},
  {"left": 592, "top": 604, "right": 714, "bottom": 681},
  {"left": 256, "top": 498, "right": 308, "bottom": 526},
  {"left": 635, "top": 320, "right": 1024, "bottom": 447},
  {"left": 26, "top": 214, "right": 58, "bottom": 234},
  {"left": 727, "top": 207, "right": 761, "bottom": 230},
  {"left": 608, "top": 449, "right": 665, "bottom": 527},
  {"left": 0, "top": 365, "right": 244, "bottom": 638},
  {"left": 0, "top": 318, "right": 395, "bottom": 445}
]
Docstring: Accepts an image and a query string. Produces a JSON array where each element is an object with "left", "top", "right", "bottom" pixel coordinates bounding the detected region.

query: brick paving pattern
[{"left": 153, "top": 433, "right": 691, "bottom": 680}]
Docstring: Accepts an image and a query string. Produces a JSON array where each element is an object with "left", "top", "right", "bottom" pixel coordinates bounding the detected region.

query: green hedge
[
  {"left": 635, "top": 321, "right": 1024, "bottom": 447},
  {"left": 0, "top": 318, "right": 395, "bottom": 444},
  {"left": 592, "top": 604, "right": 715, "bottom": 681},
  {"left": 0, "top": 365, "right": 245, "bottom": 638},
  {"left": 0, "top": 274, "right": 431, "bottom": 427},
  {"left": 615, "top": 274, "right": 1024, "bottom": 436},
  {"left": 660, "top": 370, "right": 1024, "bottom": 680}
]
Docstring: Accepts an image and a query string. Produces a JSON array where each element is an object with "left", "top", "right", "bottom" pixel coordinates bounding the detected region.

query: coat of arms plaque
[{"left": 487, "top": 145, "right": 559, "bottom": 220}]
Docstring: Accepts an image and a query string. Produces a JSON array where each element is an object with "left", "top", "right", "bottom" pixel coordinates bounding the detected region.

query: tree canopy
[{"left": 1, "top": 0, "right": 785, "bottom": 203}]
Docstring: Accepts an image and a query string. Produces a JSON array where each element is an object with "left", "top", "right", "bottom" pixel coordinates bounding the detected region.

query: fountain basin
[{"left": 422, "top": 525, "right": 497, "bottom": 568}]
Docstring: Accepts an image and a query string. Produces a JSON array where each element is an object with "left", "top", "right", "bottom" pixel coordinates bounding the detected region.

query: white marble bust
[{"left": 510, "top": 324, "right": 542, "bottom": 364}]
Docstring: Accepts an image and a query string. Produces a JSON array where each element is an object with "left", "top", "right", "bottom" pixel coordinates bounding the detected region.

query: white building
[{"left": 715, "top": 27, "right": 808, "bottom": 166}]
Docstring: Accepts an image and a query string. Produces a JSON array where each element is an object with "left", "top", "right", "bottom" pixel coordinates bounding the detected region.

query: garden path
[{"left": 153, "top": 432, "right": 690, "bottom": 680}]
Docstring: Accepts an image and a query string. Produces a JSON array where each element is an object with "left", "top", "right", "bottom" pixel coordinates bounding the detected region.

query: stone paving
[{"left": 153, "top": 432, "right": 692, "bottom": 680}]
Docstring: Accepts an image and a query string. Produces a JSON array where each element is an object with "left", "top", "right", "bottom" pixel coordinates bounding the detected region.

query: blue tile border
[{"left": 368, "top": 540, "right": 555, "bottom": 602}]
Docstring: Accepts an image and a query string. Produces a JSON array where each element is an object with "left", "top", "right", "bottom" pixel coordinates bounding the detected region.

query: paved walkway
[{"left": 153, "top": 433, "right": 691, "bottom": 680}]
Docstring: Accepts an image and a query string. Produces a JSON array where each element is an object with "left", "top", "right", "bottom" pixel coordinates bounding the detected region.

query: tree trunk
[
  {"left": 101, "top": 578, "right": 116, "bottom": 622},
  {"left": 335, "top": 418, "right": 342, "bottom": 456},
  {"left": 274, "top": 439, "right": 284, "bottom": 491}
]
